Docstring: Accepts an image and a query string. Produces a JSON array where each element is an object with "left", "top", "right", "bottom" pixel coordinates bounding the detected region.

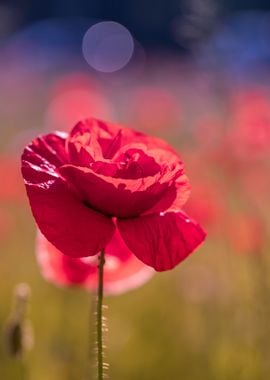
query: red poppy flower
[
  {"left": 21, "top": 118, "right": 206, "bottom": 271},
  {"left": 37, "top": 229, "right": 154, "bottom": 295}
]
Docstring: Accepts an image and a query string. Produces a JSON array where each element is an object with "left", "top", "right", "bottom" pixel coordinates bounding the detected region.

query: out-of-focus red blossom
[
  {"left": 226, "top": 213, "right": 264, "bottom": 255},
  {"left": 228, "top": 90, "right": 270, "bottom": 159},
  {"left": 0, "top": 156, "right": 25, "bottom": 202},
  {"left": 128, "top": 86, "right": 179, "bottom": 131},
  {"left": 46, "top": 73, "right": 112, "bottom": 131},
  {"left": 183, "top": 180, "right": 225, "bottom": 234},
  {"left": 21, "top": 118, "right": 206, "bottom": 271},
  {"left": 37, "top": 230, "right": 154, "bottom": 295},
  {"left": 193, "top": 117, "right": 224, "bottom": 150},
  {"left": 240, "top": 165, "right": 270, "bottom": 209},
  {"left": 0, "top": 210, "right": 14, "bottom": 240}
]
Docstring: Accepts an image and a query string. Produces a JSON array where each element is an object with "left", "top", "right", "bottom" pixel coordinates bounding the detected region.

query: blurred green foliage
[{"left": 1, "top": 202, "right": 270, "bottom": 379}]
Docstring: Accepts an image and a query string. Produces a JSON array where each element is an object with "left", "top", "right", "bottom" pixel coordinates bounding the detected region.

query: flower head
[{"left": 21, "top": 118, "right": 206, "bottom": 271}]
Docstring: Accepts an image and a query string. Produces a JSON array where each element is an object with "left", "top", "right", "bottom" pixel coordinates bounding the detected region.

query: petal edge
[{"left": 117, "top": 211, "right": 206, "bottom": 271}]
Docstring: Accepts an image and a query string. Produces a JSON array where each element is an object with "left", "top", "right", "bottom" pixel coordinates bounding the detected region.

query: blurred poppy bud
[{"left": 4, "top": 283, "right": 34, "bottom": 357}]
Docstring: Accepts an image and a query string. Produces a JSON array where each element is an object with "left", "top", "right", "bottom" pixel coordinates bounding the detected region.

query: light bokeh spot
[{"left": 82, "top": 21, "right": 134, "bottom": 73}]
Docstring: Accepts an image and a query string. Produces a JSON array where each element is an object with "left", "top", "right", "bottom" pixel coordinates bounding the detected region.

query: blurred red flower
[
  {"left": 46, "top": 73, "right": 112, "bottom": 131},
  {"left": 128, "top": 85, "right": 179, "bottom": 131},
  {"left": 226, "top": 212, "right": 264, "bottom": 256},
  {"left": 228, "top": 90, "right": 270, "bottom": 159},
  {"left": 184, "top": 180, "right": 225, "bottom": 235},
  {"left": 37, "top": 229, "right": 154, "bottom": 295},
  {"left": 0, "top": 155, "right": 25, "bottom": 202},
  {"left": 0, "top": 209, "right": 14, "bottom": 241},
  {"left": 21, "top": 118, "right": 205, "bottom": 271}
]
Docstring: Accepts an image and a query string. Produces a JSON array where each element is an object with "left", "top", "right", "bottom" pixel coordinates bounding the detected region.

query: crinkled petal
[
  {"left": 26, "top": 179, "right": 115, "bottom": 257},
  {"left": 68, "top": 119, "right": 122, "bottom": 160},
  {"left": 22, "top": 132, "right": 68, "bottom": 168},
  {"left": 21, "top": 132, "right": 68, "bottom": 185},
  {"left": 68, "top": 118, "right": 179, "bottom": 160},
  {"left": 59, "top": 164, "right": 180, "bottom": 218},
  {"left": 144, "top": 174, "right": 191, "bottom": 214},
  {"left": 117, "top": 211, "right": 206, "bottom": 271}
]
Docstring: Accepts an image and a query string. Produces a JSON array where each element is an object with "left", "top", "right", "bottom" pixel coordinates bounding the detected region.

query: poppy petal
[
  {"left": 117, "top": 211, "right": 206, "bottom": 271},
  {"left": 21, "top": 132, "right": 68, "bottom": 185},
  {"left": 22, "top": 132, "right": 68, "bottom": 168},
  {"left": 102, "top": 228, "right": 155, "bottom": 295},
  {"left": 69, "top": 118, "right": 179, "bottom": 159},
  {"left": 36, "top": 229, "right": 154, "bottom": 295},
  {"left": 25, "top": 179, "right": 115, "bottom": 258},
  {"left": 60, "top": 164, "right": 180, "bottom": 218},
  {"left": 144, "top": 174, "right": 191, "bottom": 214}
]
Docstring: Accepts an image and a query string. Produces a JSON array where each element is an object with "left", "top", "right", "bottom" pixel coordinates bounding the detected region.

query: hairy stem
[{"left": 97, "top": 249, "right": 105, "bottom": 380}]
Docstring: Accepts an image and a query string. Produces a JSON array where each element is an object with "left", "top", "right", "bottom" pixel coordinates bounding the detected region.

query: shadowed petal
[
  {"left": 117, "top": 211, "right": 206, "bottom": 271},
  {"left": 26, "top": 179, "right": 115, "bottom": 258},
  {"left": 36, "top": 229, "right": 154, "bottom": 295},
  {"left": 60, "top": 164, "right": 179, "bottom": 218},
  {"left": 144, "top": 174, "right": 191, "bottom": 215},
  {"left": 102, "top": 228, "right": 155, "bottom": 294},
  {"left": 36, "top": 231, "right": 95, "bottom": 284}
]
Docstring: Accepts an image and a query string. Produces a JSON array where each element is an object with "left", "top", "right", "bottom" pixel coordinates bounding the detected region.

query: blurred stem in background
[{"left": 4, "top": 283, "right": 33, "bottom": 380}]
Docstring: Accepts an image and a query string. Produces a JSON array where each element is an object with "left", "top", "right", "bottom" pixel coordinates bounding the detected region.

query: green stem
[
  {"left": 97, "top": 249, "right": 105, "bottom": 380},
  {"left": 87, "top": 294, "right": 95, "bottom": 379},
  {"left": 19, "top": 356, "right": 27, "bottom": 380}
]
